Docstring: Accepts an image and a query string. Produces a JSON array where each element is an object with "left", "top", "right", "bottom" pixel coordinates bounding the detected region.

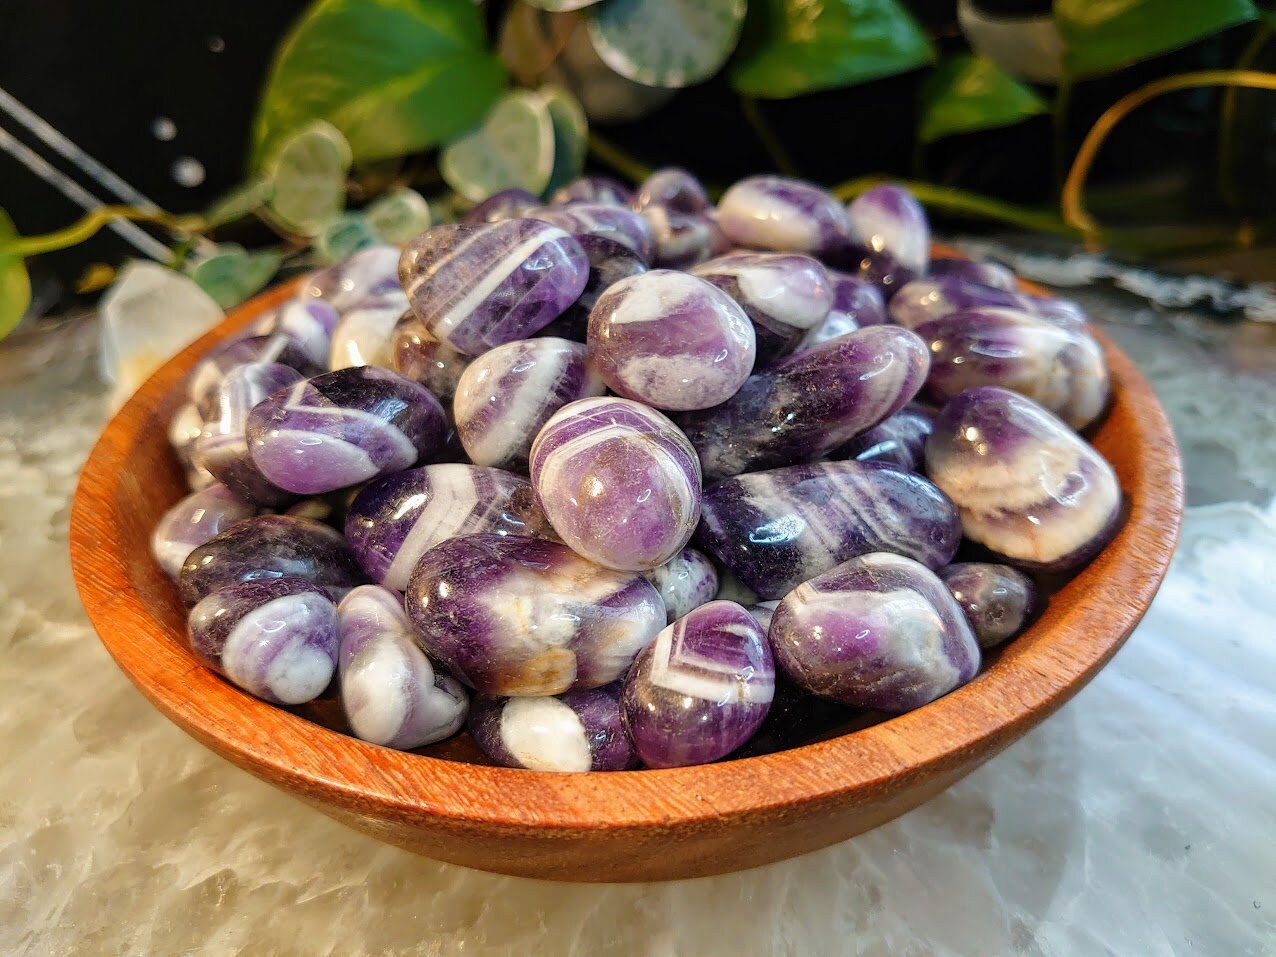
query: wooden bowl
[{"left": 70, "top": 270, "right": 1183, "bottom": 883}]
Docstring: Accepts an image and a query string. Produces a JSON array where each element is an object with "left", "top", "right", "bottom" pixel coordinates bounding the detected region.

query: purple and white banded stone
[
  {"left": 344, "top": 463, "right": 557, "bottom": 591},
  {"left": 631, "top": 168, "right": 725, "bottom": 269},
  {"left": 586, "top": 270, "right": 756, "bottom": 411},
  {"left": 717, "top": 175, "right": 852, "bottom": 258},
  {"left": 399, "top": 220, "right": 590, "bottom": 355},
  {"left": 843, "top": 185, "right": 930, "bottom": 292},
  {"left": 530, "top": 397, "right": 703, "bottom": 571},
  {"left": 929, "top": 256, "right": 1017, "bottom": 292},
  {"left": 550, "top": 175, "right": 632, "bottom": 207},
  {"left": 169, "top": 401, "right": 215, "bottom": 491},
  {"left": 796, "top": 271, "right": 888, "bottom": 351},
  {"left": 938, "top": 562, "right": 1038, "bottom": 650},
  {"left": 833, "top": 402, "right": 936, "bottom": 471},
  {"left": 389, "top": 310, "right": 472, "bottom": 399},
  {"left": 328, "top": 292, "right": 411, "bottom": 371},
  {"left": 187, "top": 334, "right": 317, "bottom": 412},
  {"left": 925, "top": 386, "right": 1121, "bottom": 570},
  {"left": 453, "top": 337, "right": 606, "bottom": 472},
  {"left": 620, "top": 600, "right": 774, "bottom": 769},
  {"left": 770, "top": 552, "right": 981, "bottom": 713},
  {"left": 537, "top": 235, "right": 649, "bottom": 342},
  {"left": 468, "top": 684, "right": 636, "bottom": 772},
  {"left": 256, "top": 298, "right": 341, "bottom": 366},
  {"left": 187, "top": 577, "right": 340, "bottom": 705},
  {"left": 301, "top": 244, "right": 402, "bottom": 313},
  {"left": 247, "top": 366, "right": 448, "bottom": 495},
  {"left": 696, "top": 460, "right": 961, "bottom": 600},
  {"left": 675, "top": 324, "right": 930, "bottom": 482},
  {"left": 889, "top": 276, "right": 1089, "bottom": 332},
  {"left": 151, "top": 483, "right": 256, "bottom": 577},
  {"left": 465, "top": 188, "right": 540, "bottom": 224},
  {"left": 177, "top": 514, "right": 365, "bottom": 607},
  {"left": 632, "top": 168, "right": 709, "bottom": 216},
  {"left": 405, "top": 533, "right": 665, "bottom": 696},
  {"left": 337, "top": 585, "right": 468, "bottom": 749},
  {"left": 690, "top": 252, "right": 832, "bottom": 364},
  {"left": 523, "top": 203, "right": 655, "bottom": 263},
  {"left": 917, "top": 307, "right": 1110, "bottom": 430},
  {"left": 643, "top": 547, "right": 720, "bottom": 623}
]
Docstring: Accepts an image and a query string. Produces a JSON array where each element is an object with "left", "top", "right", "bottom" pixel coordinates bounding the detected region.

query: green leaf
[
  {"left": 315, "top": 213, "right": 381, "bottom": 263},
  {"left": 587, "top": 0, "right": 748, "bottom": 89},
  {"left": 1056, "top": 0, "right": 1258, "bottom": 78},
  {"left": 189, "top": 244, "right": 283, "bottom": 310},
  {"left": 204, "top": 177, "right": 275, "bottom": 228},
  {"left": 251, "top": 0, "right": 506, "bottom": 168},
  {"left": 265, "top": 121, "right": 352, "bottom": 236},
  {"left": 0, "top": 209, "right": 31, "bottom": 340},
  {"left": 364, "top": 187, "right": 432, "bottom": 244},
  {"left": 540, "top": 85, "right": 588, "bottom": 195},
  {"left": 918, "top": 54, "right": 1048, "bottom": 143},
  {"left": 440, "top": 90, "right": 556, "bottom": 202},
  {"left": 731, "top": 0, "right": 934, "bottom": 98}
]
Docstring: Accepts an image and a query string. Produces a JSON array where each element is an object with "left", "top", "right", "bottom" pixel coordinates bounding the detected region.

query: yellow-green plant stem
[
  {"left": 1217, "top": 26, "right": 1274, "bottom": 208},
  {"left": 586, "top": 133, "right": 654, "bottom": 185},
  {"left": 739, "top": 96, "right": 799, "bottom": 177},
  {"left": 0, "top": 206, "right": 205, "bottom": 259}
]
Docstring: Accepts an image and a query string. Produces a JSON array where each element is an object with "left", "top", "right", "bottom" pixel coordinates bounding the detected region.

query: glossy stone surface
[
  {"left": 524, "top": 203, "right": 655, "bottom": 263},
  {"left": 256, "top": 298, "right": 341, "bottom": 367},
  {"left": 539, "top": 235, "right": 648, "bottom": 341},
  {"left": 468, "top": 684, "right": 636, "bottom": 772},
  {"left": 389, "top": 310, "right": 471, "bottom": 399},
  {"left": 717, "top": 175, "right": 851, "bottom": 258},
  {"left": 631, "top": 168, "right": 724, "bottom": 269},
  {"left": 939, "top": 562, "right": 1038, "bottom": 650},
  {"left": 620, "top": 600, "right": 774, "bottom": 769},
  {"left": 247, "top": 367, "right": 448, "bottom": 495},
  {"left": 676, "top": 324, "right": 930, "bottom": 482},
  {"left": 168, "top": 401, "right": 213, "bottom": 490},
  {"left": 834, "top": 403, "right": 936, "bottom": 471},
  {"left": 550, "top": 175, "right": 632, "bottom": 207},
  {"left": 697, "top": 461, "right": 961, "bottom": 600},
  {"left": 345, "top": 463, "right": 557, "bottom": 591},
  {"left": 187, "top": 577, "right": 340, "bottom": 705},
  {"left": 643, "top": 547, "right": 719, "bottom": 624},
  {"left": 745, "top": 600, "right": 780, "bottom": 634},
  {"left": 926, "top": 387, "right": 1121, "bottom": 570},
  {"left": 301, "top": 244, "right": 402, "bottom": 313},
  {"left": 796, "top": 271, "right": 887, "bottom": 351},
  {"left": 632, "top": 168, "right": 709, "bottom": 215},
  {"left": 929, "top": 256, "right": 1017, "bottom": 292},
  {"left": 187, "top": 334, "right": 317, "bottom": 411},
  {"left": 177, "top": 514, "right": 364, "bottom": 607},
  {"left": 336, "top": 585, "right": 468, "bottom": 749},
  {"left": 399, "top": 220, "right": 589, "bottom": 355},
  {"left": 405, "top": 533, "right": 665, "bottom": 696},
  {"left": 530, "top": 397, "right": 703, "bottom": 570},
  {"left": 691, "top": 252, "right": 832, "bottom": 363},
  {"left": 890, "top": 277, "right": 1089, "bottom": 332},
  {"left": 190, "top": 362, "right": 302, "bottom": 507},
  {"left": 770, "top": 552, "right": 981, "bottom": 712},
  {"left": 843, "top": 185, "right": 930, "bottom": 293},
  {"left": 587, "top": 270, "right": 756, "bottom": 410},
  {"left": 328, "top": 293, "right": 410, "bottom": 371},
  {"left": 917, "top": 308, "right": 1110, "bottom": 429},
  {"left": 150, "top": 483, "right": 256, "bottom": 577},
  {"left": 465, "top": 188, "right": 539, "bottom": 224},
  {"left": 453, "top": 338, "right": 605, "bottom": 472}
]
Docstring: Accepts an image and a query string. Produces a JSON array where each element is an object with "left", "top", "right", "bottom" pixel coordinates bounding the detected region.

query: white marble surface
[{"left": 2, "top": 265, "right": 1275, "bottom": 956}]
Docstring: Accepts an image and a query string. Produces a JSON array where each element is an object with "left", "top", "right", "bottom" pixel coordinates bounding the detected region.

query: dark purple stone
[
  {"left": 840, "top": 185, "right": 930, "bottom": 294},
  {"left": 150, "top": 483, "right": 256, "bottom": 577},
  {"left": 468, "top": 684, "right": 637, "bottom": 772},
  {"left": 523, "top": 204, "right": 655, "bottom": 263},
  {"left": 550, "top": 175, "right": 633, "bottom": 207},
  {"left": 833, "top": 403, "right": 936, "bottom": 470},
  {"left": 539, "top": 235, "right": 649, "bottom": 342},
  {"left": 632, "top": 168, "right": 710, "bottom": 216},
  {"left": 188, "top": 334, "right": 319, "bottom": 413},
  {"left": 938, "top": 562, "right": 1038, "bottom": 650}
]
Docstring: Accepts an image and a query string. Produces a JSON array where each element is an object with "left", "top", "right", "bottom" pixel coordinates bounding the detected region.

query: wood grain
[{"left": 69, "top": 254, "right": 1183, "bottom": 882}]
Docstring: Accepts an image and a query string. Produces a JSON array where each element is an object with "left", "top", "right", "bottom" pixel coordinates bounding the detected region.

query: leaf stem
[
  {"left": 586, "top": 132, "right": 654, "bottom": 185},
  {"left": 0, "top": 206, "right": 204, "bottom": 258},
  {"left": 739, "top": 96, "right": 799, "bottom": 177},
  {"left": 1217, "top": 26, "right": 1273, "bottom": 208}
]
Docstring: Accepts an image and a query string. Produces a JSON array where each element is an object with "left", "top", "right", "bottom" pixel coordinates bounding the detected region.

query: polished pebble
[
  {"left": 453, "top": 337, "right": 606, "bottom": 472},
  {"left": 621, "top": 600, "right": 774, "bottom": 768},
  {"left": 524, "top": 203, "right": 655, "bottom": 263},
  {"left": 796, "top": 271, "right": 888, "bottom": 351},
  {"left": 833, "top": 402, "right": 936, "bottom": 471},
  {"left": 336, "top": 585, "right": 468, "bottom": 748},
  {"left": 925, "top": 386, "right": 1121, "bottom": 570},
  {"left": 643, "top": 547, "right": 720, "bottom": 623},
  {"left": 770, "top": 552, "right": 981, "bottom": 712},
  {"left": 843, "top": 184, "right": 930, "bottom": 293},
  {"left": 538, "top": 235, "right": 649, "bottom": 341},
  {"left": 247, "top": 366, "right": 448, "bottom": 495},
  {"left": 587, "top": 270, "right": 756, "bottom": 411},
  {"left": 938, "top": 562, "right": 1038, "bottom": 650},
  {"left": 717, "top": 175, "right": 851, "bottom": 258},
  {"left": 301, "top": 244, "right": 402, "bottom": 312},
  {"left": 256, "top": 298, "right": 341, "bottom": 367},
  {"left": 406, "top": 533, "right": 665, "bottom": 696},
  {"left": 464, "top": 187, "right": 539, "bottom": 224},
  {"left": 468, "top": 684, "right": 636, "bottom": 772},
  {"left": 187, "top": 577, "right": 340, "bottom": 704},
  {"left": 745, "top": 600, "right": 780, "bottom": 634},
  {"left": 697, "top": 460, "right": 960, "bottom": 600},
  {"left": 530, "top": 397, "right": 703, "bottom": 570},
  {"left": 929, "top": 256, "right": 1018, "bottom": 292},
  {"left": 389, "top": 310, "right": 471, "bottom": 399},
  {"left": 168, "top": 401, "right": 213, "bottom": 490},
  {"left": 328, "top": 293, "right": 410, "bottom": 370},
  {"left": 631, "top": 168, "right": 723, "bottom": 269},
  {"left": 151, "top": 483, "right": 256, "bottom": 577},
  {"left": 399, "top": 220, "right": 589, "bottom": 355},
  {"left": 187, "top": 334, "right": 317, "bottom": 411},
  {"left": 551, "top": 175, "right": 632, "bottom": 207},
  {"left": 890, "top": 276, "right": 1089, "bottom": 331}
]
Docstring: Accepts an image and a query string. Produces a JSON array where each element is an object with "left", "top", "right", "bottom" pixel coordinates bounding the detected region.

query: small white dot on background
[
  {"left": 172, "top": 157, "right": 206, "bottom": 187},
  {"left": 208, "top": 35, "right": 225, "bottom": 53},
  {"left": 152, "top": 117, "right": 177, "bottom": 141}
]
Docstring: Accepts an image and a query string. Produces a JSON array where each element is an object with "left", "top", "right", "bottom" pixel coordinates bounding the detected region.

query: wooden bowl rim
[{"left": 70, "top": 254, "right": 1184, "bottom": 835}]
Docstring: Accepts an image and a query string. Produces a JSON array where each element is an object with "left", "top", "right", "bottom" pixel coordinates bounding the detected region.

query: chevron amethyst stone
[
  {"left": 926, "top": 387, "right": 1121, "bottom": 570},
  {"left": 178, "top": 514, "right": 364, "bottom": 606},
  {"left": 246, "top": 366, "right": 447, "bottom": 495},
  {"left": 917, "top": 307, "right": 1109, "bottom": 429},
  {"left": 834, "top": 402, "right": 936, "bottom": 471},
  {"left": 468, "top": 684, "right": 636, "bottom": 772},
  {"left": 889, "top": 276, "right": 1088, "bottom": 331},
  {"left": 631, "top": 168, "right": 725, "bottom": 269},
  {"left": 301, "top": 244, "right": 402, "bottom": 313},
  {"left": 399, "top": 220, "right": 589, "bottom": 355},
  {"left": 843, "top": 184, "right": 930, "bottom": 292},
  {"left": 929, "top": 256, "right": 1018, "bottom": 292},
  {"left": 465, "top": 187, "right": 539, "bottom": 224},
  {"left": 328, "top": 292, "right": 410, "bottom": 370},
  {"left": 797, "top": 270, "right": 887, "bottom": 351},
  {"left": 696, "top": 460, "right": 960, "bottom": 600},
  {"left": 530, "top": 397, "right": 703, "bottom": 570},
  {"left": 539, "top": 235, "right": 649, "bottom": 341},
  {"left": 453, "top": 337, "right": 606, "bottom": 472},
  {"left": 938, "top": 562, "right": 1037, "bottom": 650},
  {"left": 187, "top": 334, "right": 318, "bottom": 411},
  {"left": 151, "top": 483, "right": 256, "bottom": 577},
  {"left": 717, "top": 175, "right": 852, "bottom": 258},
  {"left": 587, "top": 270, "right": 756, "bottom": 410},
  {"left": 770, "top": 552, "right": 980, "bottom": 713},
  {"left": 691, "top": 252, "right": 833, "bottom": 363},
  {"left": 620, "top": 600, "right": 774, "bottom": 768},
  {"left": 633, "top": 168, "right": 709, "bottom": 216},
  {"left": 524, "top": 203, "right": 655, "bottom": 263},
  {"left": 345, "top": 463, "right": 557, "bottom": 591},
  {"left": 255, "top": 298, "right": 341, "bottom": 367},
  {"left": 187, "top": 577, "right": 340, "bottom": 704},
  {"left": 389, "top": 310, "right": 471, "bottom": 399},
  {"left": 337, "top": 585, "right": 468, "bottom": 749},
  {"left": 405, "top": 534, "right": 665, "bottom": 696},
  {"left": 550, "top": 175, "right": 632, "bottom": 207},
  {"left": 191, "top": 362, "right": 302, "bottom": 507},
  {"left": 675, "top": 324, "right": 929, "bottom": 482},
  {"left": 643, "top": 547, "right": 719, "bottom": 623}
]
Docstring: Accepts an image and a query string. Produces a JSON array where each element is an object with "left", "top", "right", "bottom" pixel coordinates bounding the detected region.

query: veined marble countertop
[{"left": 2, "top": 246, "right": 1274, "bottom": 957}]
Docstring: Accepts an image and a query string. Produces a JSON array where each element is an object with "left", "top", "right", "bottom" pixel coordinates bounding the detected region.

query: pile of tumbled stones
[{"left": 154, "top": 171, "right": 1120, "bottom": 772}]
